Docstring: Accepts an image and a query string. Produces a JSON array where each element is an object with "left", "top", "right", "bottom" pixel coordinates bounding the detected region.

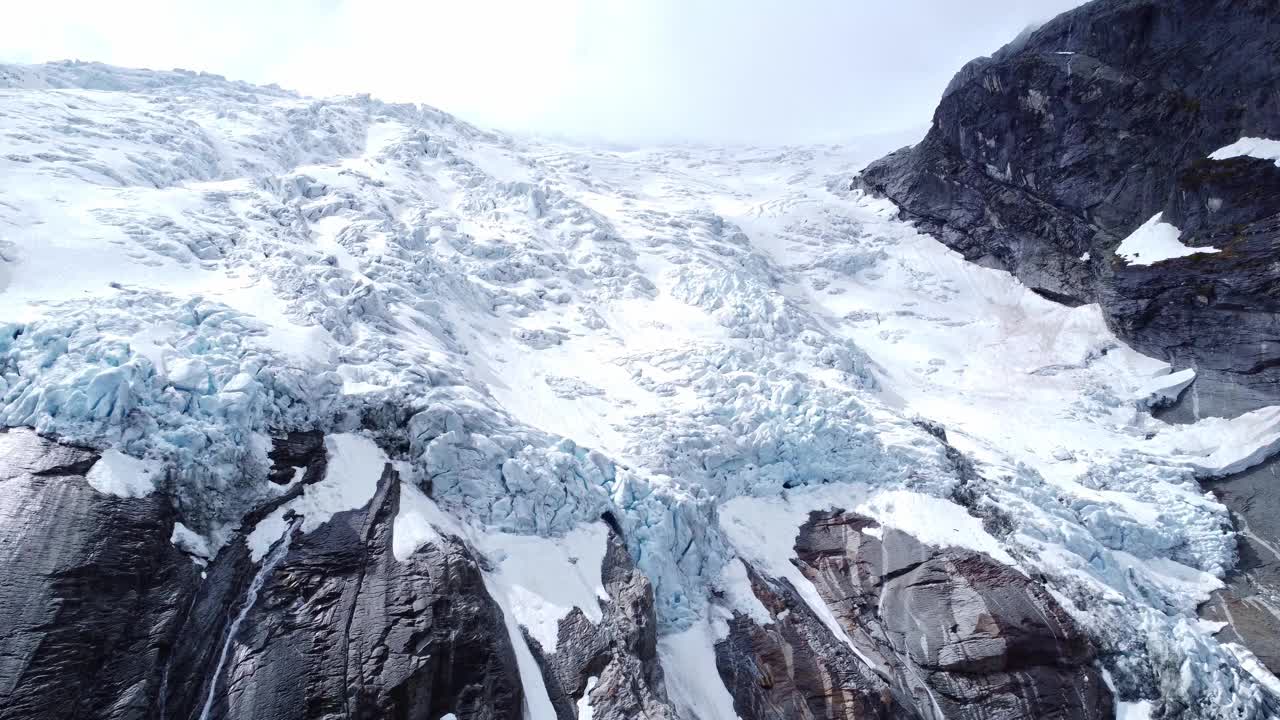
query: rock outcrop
[
  {"left": 790, "top": 510, "right": 1111, "bottom": 720},
  {"left": 0, "top": 429, "right": 528, "bottom": 720},
  {"left": 164, "top": 466, "right": 525, "bottom": 720},
  {"left": 715, "top": 562, "right": 907, "bottom": 719},
  {"left": 859, "top": 0, "right": 1280, "bottom": 417},
  {"left": 710, "top": 508, "right": 1110, "bottom": 720},
  {"left": 0, "top": 427, "right": 687, "bottom": 720},
  {"left": 1201, "top": 454, "right": 1280, "bottom": 675},
  {"left": 529, "top": 526, "right": 678, "bottom": 720},
  {"left": 0, "top": 429, "right": 199, "bottom": 720},
  {"left": 265, "top": 430, "right": 326, "bottom": 485}
]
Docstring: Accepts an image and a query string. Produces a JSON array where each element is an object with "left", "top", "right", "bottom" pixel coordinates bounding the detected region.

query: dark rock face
[
  {"left": 0, "top": 429, "right": 531, "bottom": 720},
  {"left": 0, "top": 428, "right": 200, "bottom": 720},
  {"left": 266, "top": 430, "right": 326, "bottom": 485},
  {"left": 714, "top": 562, "right": 907, "bottom": 720},
  {"left": 0, "top": 426, "right": 1116, "bottom": 720},
  {"left": 530, "top": 527, "right": 678, "bottom": 720},
  {"left": 790, "top": 510, "right": 1112, "bottom": 720},
  {"left": 859, "top": 0, "right": 1280, "bottom": 417},
  {"left": 166, "top": 466, "right": 525, "bottom": 720},
  {"left": 1201, "top": 454, "right": 1280, "bottom": 675},
  {"left": 710, "top": 509, "right": 1109, "bottom": 720}
]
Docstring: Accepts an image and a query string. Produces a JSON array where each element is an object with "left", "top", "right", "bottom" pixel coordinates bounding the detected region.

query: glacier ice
[{"left": 2, "top": 61, "right": 1280, "bottom": 717}]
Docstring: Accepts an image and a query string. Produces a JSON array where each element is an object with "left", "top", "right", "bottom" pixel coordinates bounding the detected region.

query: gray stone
[
  {"left": 791, "top": 509, "right": 1112, "bottom": 720},
  {"left": 528, "top": 524, "right": 678, "bottom": 720},
  {"left": 714, "top": 559, "right": 907, "bottom": 720},
  {"left": 0, "top": 427, "right": 531, "bottom": 720},
  {"left": 1201, "top": 454, "right": 1280, "bottom": 675}
]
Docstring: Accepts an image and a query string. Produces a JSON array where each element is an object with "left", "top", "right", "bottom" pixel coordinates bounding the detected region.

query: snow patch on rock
[
  {"left": 857, "top": 488, "right": 1019, "bottom": 567},
  {"left": 715, "top": 557, "right": 772, "bottom": 626},
  {"left": 246, "top": 433, "right": 386, "bottom": 561},
  {"left": 478, "top": 522, "right": 612, "bottom": 652},
  {"left": 171, "top": 521, "right": 213, "bottom": 561},
  {"left": 1133, "top": 368, "right": 1196, "bottom": 408},
  {"left": 1209, "top": 137, "right": 1280, "bottom": 167},
  {"left": 1116, "top": 213, "right": 1219, "bottom": 265},
  {"left": 1149, "top": 405, "right": 1280, "bottom": 477},
  {"left": 576, "top": 676, "right": 598, "bottom": 720},
  {"left": 483, "top": 572, "right": 559, "bottom": 720},
  {"left": 392, "top": 481, "right": 450, "bottom": 561}
]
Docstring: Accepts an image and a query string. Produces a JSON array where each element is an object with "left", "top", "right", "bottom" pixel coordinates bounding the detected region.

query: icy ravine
[{"left": 1, "top": 61, "right": 1279, "bottom": 718}]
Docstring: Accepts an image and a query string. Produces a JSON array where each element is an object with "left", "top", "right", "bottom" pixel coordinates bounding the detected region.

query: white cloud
[{"left": 1, "top": 0, "right": 1086, "bottom": 143}]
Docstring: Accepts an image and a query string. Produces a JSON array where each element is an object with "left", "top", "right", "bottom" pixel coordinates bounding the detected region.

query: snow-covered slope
[{"left": 2, "top": 61, "right": 1279, "bottom": 718}]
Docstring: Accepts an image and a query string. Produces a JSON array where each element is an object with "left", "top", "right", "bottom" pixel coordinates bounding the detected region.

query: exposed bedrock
[
  {"left": 166, "top": 465, "right": 525, "bottom": 720},
  {"left": 715, "top": 508, "right": 1112, "bottom": 720},
  {"left": 265, "top": 430, "right": 326, "bottom": 485},
  {"left": 859, "top": 0, "right": 1280, "bottom": 418},
  {"left": 714, "top": 561, "right": 907, "bottom": 719},
  {"left": 1201, "top": 454, "right": 1280, "bottom": 676},
  {"left": 0, "top": 426, "right": 694, "bottom": 720},
  {"left": 0, "top": 428, "right": 200, "bottom": 720},
  {"left": 0, "top": 429, "right": 528, "bottom": 720},
  {"left": 528, "top": 526, "right": 679, "bottom": 720}
]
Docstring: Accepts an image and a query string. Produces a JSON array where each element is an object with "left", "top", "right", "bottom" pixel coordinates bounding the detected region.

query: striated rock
[
  {"left": 714, "top": 561, "right": 907, "bottom": 720},
  {"left": 0, "top": 428, "right": 199, "bottom": 720},
  {"left": 165, "top": 464, "right": 524, "bottom": 720},
  {"left": 791, "top": 509, "right": 1112, "bottom": 720},
  {"left": 859, "top": 0, "right": 1280, "bottom": 417},
  {"left": 1201, "top": 454, "right": 1280, "bottom": 675},
  {"left": 0, "top": 426, "right": 671, "bottom": 720},
  {"left": 528, "top": 525, "right": 679, "bottom": 720}
]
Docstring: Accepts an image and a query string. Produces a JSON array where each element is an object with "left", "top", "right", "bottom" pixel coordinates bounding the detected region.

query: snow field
[{"left": 3, "top": 62, "right": 1280, "bottom": 716}]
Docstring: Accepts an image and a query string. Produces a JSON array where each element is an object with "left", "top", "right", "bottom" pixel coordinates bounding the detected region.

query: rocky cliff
[
  {"left": 860, "top": 0, "right": 1280, "bottom": 419},
  {"left": 713, "top": 508, "right": 1114, "bottom": 720},
  {"left": 0, "top": 428, "right": 677, "bottom": 720},
  {"left": 792, "top": 510, "right": 1110, "bottom": 720},
  {"left": 859, "top": 0, "right": 1280, "bottom": 706},
  {"left": 0, "top": 429, "right": 199, "bottom": 720},
  {"left": 0, "top": 427, "right": 1120, "bottom": 720}
]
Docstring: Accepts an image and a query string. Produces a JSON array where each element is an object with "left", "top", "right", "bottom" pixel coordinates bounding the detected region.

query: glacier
[{"left": 2, "top": 60, "right": 1279, "bottom": 718}]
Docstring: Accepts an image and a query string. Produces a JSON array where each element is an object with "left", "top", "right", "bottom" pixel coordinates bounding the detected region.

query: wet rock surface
[
  {"left": 0, "top": 429, "right": 528, "bottom": 720},
  {"left": 0, "top": 428, "right": 199, "bottom": 720},
  {"left": 790, "top": 509, "right": 1112, "bottom": 720},
  {"left": 167, "top": 466, "right": 525, "bottom": 720},
  {"left": 859, "top": 0, "right": 1280, "bottom": 418},
  {"left": 530, "top": 527, "right": 678, "bottom": 720}
]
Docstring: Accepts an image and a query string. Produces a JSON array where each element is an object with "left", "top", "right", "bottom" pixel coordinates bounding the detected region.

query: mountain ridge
[{"left": 1, "top": 41, "right": 1278, "bottom": 719}]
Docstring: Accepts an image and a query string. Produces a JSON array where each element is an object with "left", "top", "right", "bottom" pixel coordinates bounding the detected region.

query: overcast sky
[{"left": 3, "top": 0, "right": 1085, "bottom": 144}]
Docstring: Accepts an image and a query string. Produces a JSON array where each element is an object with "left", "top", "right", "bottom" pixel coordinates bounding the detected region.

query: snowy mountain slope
[{"left": 2, "top": 61, "right": 1279, "bottom": 719}]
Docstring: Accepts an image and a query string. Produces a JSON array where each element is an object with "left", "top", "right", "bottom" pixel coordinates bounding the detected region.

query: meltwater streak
[{"left": 197, "top": 519, "right": 301, "bottom": 720}]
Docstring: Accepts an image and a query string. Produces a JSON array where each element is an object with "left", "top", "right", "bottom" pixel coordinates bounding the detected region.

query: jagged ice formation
[{"left": 1, "top": 60, "right": 1279, "bottom": 719}]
